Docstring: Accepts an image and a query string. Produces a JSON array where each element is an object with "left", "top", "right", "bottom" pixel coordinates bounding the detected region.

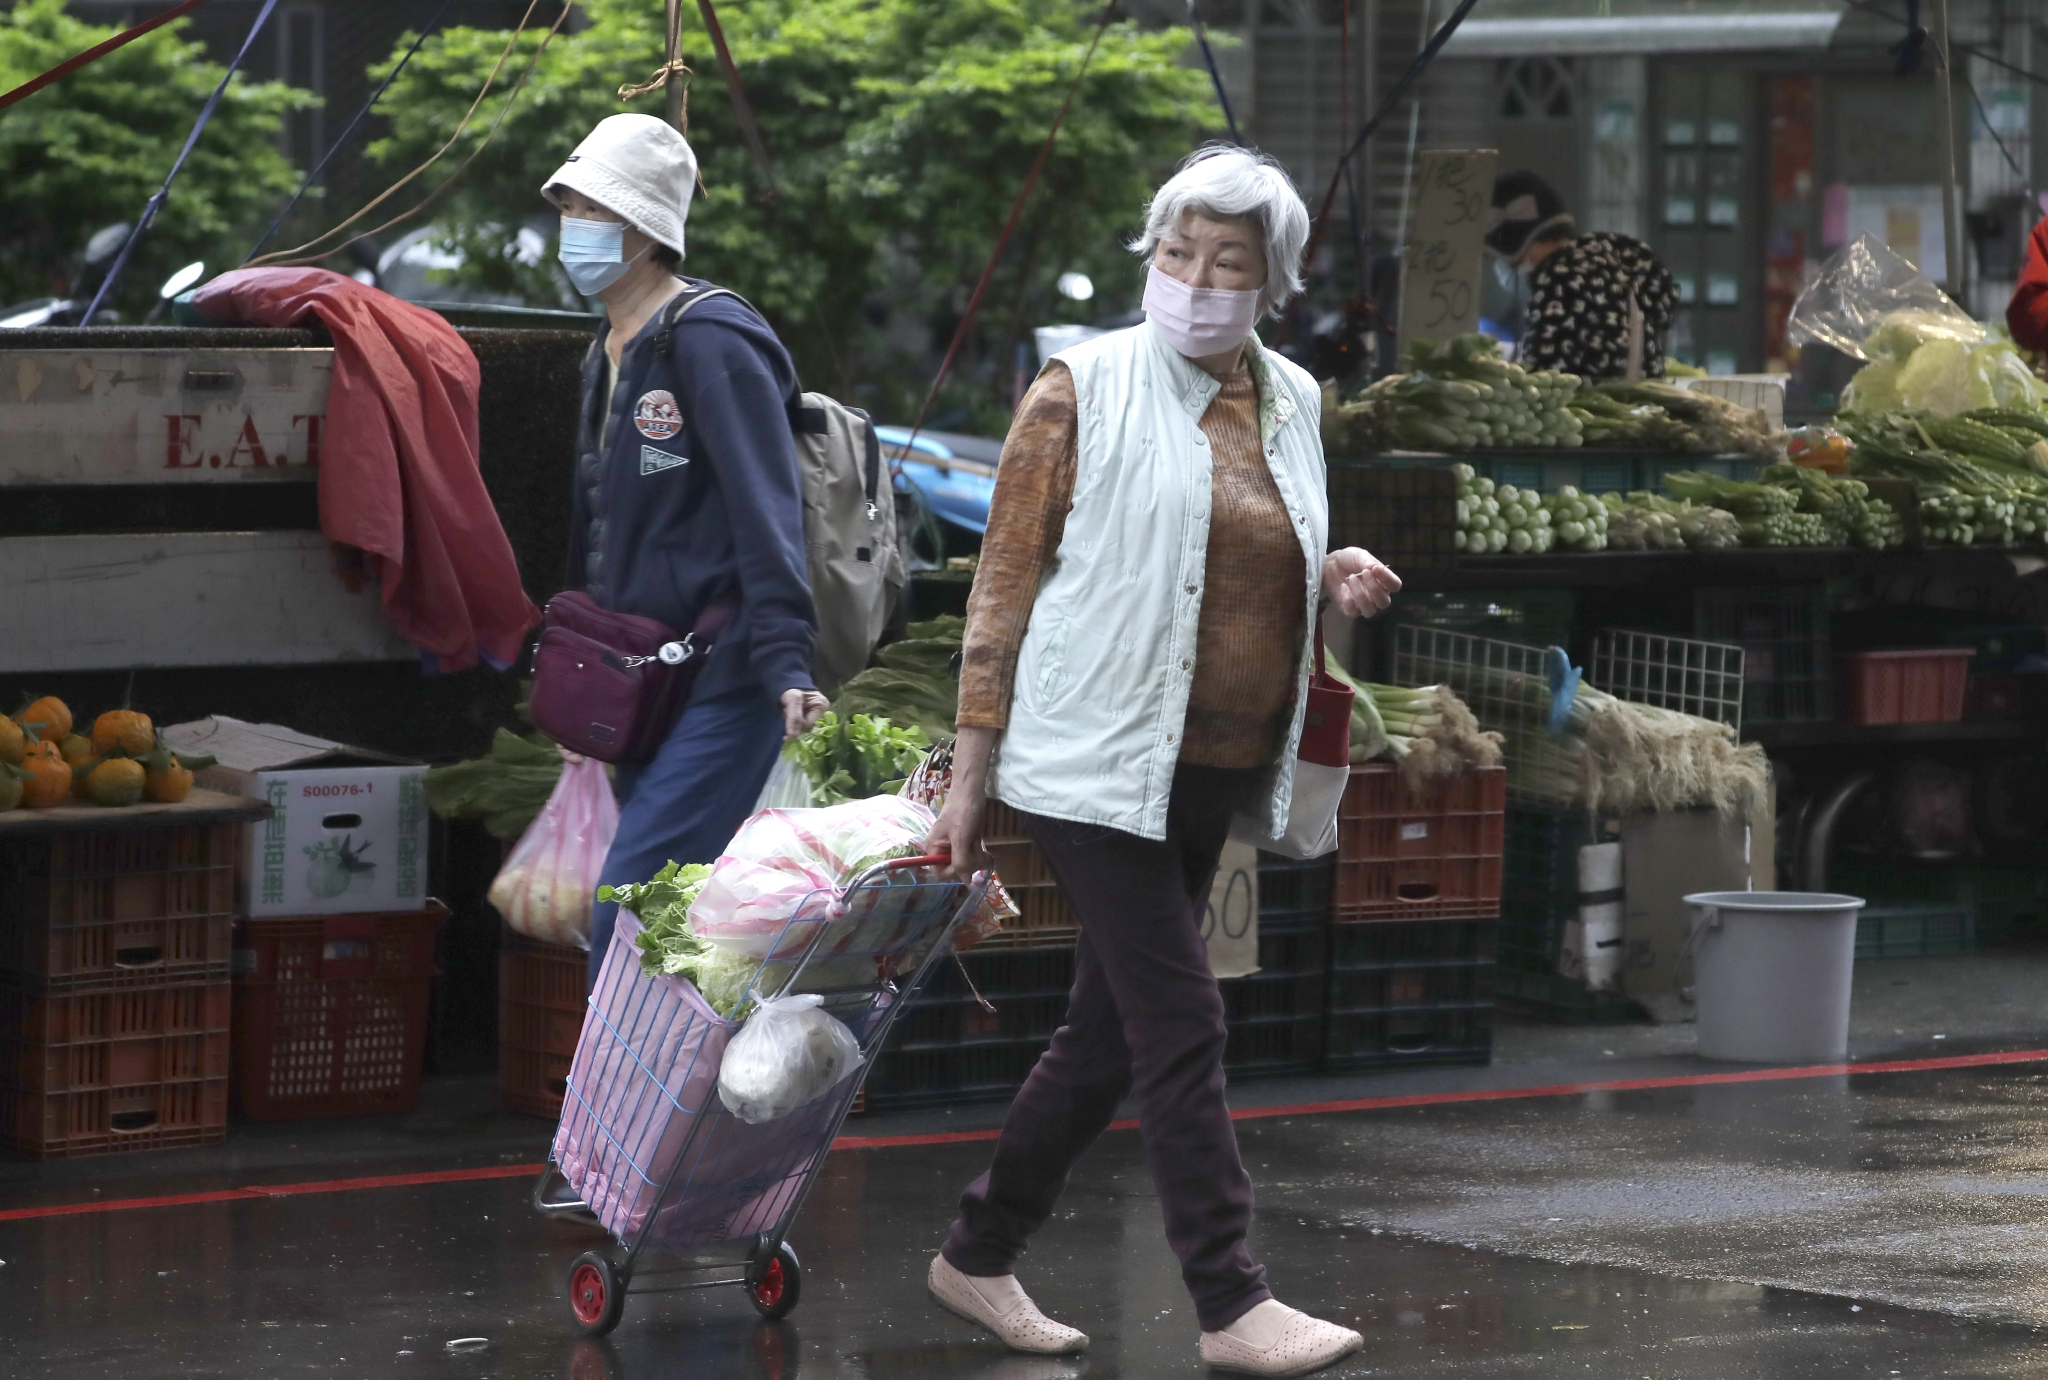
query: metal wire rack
[{"left": 1587, "top": 629, "right": 1745, "bottom": 734}]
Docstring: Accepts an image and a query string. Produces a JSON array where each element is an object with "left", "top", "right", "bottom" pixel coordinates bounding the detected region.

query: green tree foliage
[
  {"left": 368, "top": 0, "right": 1218, "bottom": 421},
  {"left": 0, "top": 0, "right": 314, "bottom": 318}
]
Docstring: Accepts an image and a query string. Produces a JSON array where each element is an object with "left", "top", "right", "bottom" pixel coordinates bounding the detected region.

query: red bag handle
[{"left": 1299, "top": 616, "right": 1355, "bottom": 770}]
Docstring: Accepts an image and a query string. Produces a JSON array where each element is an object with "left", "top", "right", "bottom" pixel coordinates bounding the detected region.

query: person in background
[
  {"left": 2005, "top": 208, "right": 2048, "bottom": 352},
  {"left": 921, "top": 145, "right": 1402, "bottom": 1378},
  {"left": 1486, "top": 170, "right": 1678, "bottom": 381},
  {"left": 546, "top": 114, "right": 829, "bottom": 989}
]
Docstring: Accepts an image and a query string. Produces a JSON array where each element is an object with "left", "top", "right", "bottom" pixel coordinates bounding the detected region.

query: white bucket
[{"left": 1687, "top": 891, "right": 1865, "bottom": 1064}]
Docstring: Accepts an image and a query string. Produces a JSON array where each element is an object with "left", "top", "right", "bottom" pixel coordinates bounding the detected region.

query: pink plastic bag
[
  {"left": 688, "top": 795, "right": 936, "bottom": 960},
  {"left": 488, "top": 753, "right": 617, "bottom": 948}
]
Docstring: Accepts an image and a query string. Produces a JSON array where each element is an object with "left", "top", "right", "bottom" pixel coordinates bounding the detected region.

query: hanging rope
[
  {"left": 693, "top": 0, "right": 778, "bottom": 196},
  {"left": 248, "top": 0, "right": 572, "bottom": 269},
  {"left": 895, "top": 3, "right": 1119, "bottom": 465},
  {"left": 1184, "top": 0, "right": 1242, "bottom": 145},
  {"left": 243, "top": 0, "right": 457, "bottom": 265},
  {"left": 0, "top": 0, "right": 212, "bottom": 114},
  {"left": 81, "top": 0, "right": 281, "bottom": 325}
]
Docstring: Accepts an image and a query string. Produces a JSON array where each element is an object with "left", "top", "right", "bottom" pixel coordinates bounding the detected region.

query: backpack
[{"left": 656, "top": 284, "right": 905, "bottom": 694}]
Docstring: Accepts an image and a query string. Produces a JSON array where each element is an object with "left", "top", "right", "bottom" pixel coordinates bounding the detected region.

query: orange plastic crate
[
  {"left": 1841, "top": 649, "right": 1973, "bottom": 725},
  {"left": 0, "top": 980, "right": 230, "bottom": 1095},
  {"left": 230, "top": 902, "right": 446, "bottom": 1121},
  {"left": 0, "top": 823, "right": 238, "bottom": 989},
  {"left": 0, "top": 1074, "right": 227, "bottom": 1159},
  {"left": 500, "top": 933, "right": 587, "bottom": 1120},
  {"left": 1335, "top": 765, "right": 1506, "bottom": 922}
]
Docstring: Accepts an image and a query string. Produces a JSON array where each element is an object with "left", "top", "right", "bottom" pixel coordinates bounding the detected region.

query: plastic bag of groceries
[
  {"left": 716, "top": 994, "right": 864, "bottom": 1124},
  {"left": 1786, "top": 234, "right": 1985, "bottom": 362},
  {"left": 687, "top": 794, "right": 937, "bottom": 960},
  {"left": 487, "top": 752, "right": 616, "bottom": 947}
]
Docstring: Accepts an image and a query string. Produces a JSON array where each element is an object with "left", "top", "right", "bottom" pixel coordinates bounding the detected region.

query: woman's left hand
[
  {"left": 781, "top": 688, "right": 830, "bottom": 740},
  {"left": 1323, "top": 547, "right": 1402, "bottom": 618}
]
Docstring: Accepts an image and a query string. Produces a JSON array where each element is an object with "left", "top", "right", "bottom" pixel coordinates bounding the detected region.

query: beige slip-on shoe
[
  {"left": 1201, "top": 1300, "right": 1363, "bottom": 1378},
  {"left": 928, "top": 1253, "right": 1089, "bottom": 1355}
]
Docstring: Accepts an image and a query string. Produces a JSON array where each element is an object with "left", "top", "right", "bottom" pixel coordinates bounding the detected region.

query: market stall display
[{"left": 4, "top": 695, "right": 215, "bottom": 811}]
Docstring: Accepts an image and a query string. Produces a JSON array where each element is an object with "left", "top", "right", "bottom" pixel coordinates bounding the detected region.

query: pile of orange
[{"left": 1, "top": 695, "right": 206, "bottom": 812}]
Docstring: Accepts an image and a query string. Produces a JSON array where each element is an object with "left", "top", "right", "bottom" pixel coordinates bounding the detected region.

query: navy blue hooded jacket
[{"left": 568, "top": 280, "right": 817, "bottom": 704}]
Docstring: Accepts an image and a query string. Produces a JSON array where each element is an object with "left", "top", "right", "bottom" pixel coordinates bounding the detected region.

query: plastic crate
[
  {"left": 1328, "top": 461, "right": 1460, "bottom": 571},
  {"left": 0, "top": 1071, "right": 227, "bottom": 1159},
  {"left": 1385, "top": 589, "right": 1577, "bottom": 661},
  {"left": 1841, "top": 650, "right": 1973, "bottom": 725},
  {"left": 1693, "top": 585, "right": 1832, "bottom": 725},
  {"left": 230, "top": 902, "right": 447, "bottom": 1121},
  {"left": 1827, "top": 856, "right": 2048, "bottom": 947},
  {"left": 863, "top": 1040, "right": 1052, "bottom": 1112},
  {"left": 0, "top": 980, "right": 230, "bottom": 1096},
  {"left": 1498, "top": 808, "right": 1591, "bottom": 975},
  {"left": 1221, "top": 926, "right": 1327, "bottom": 1025},
  {"left": 1335, "top": 765, "right": 1506, "bottom": 921},
  {"left": 0, "top": 822, "right": 239, "bottom": 990},
  {"left": 1256, "top": 853, "right": 1335, "bottom": 920},
  {"left": 1322, "top": 919, "right": 1494, "bottom": 1071},
  {"left": 889, "top": 942, "right": 1075, "bottom": 1050},
  {"left": 1856, "top": 904, "right": 1974, "bottom": 959},
  {"left": 500, "top": 933, "right": 588, "bottom": 1120}
]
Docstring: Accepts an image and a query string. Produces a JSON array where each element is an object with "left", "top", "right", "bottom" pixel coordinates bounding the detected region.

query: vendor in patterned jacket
[{"left": 1485, "top": 170, "right": 1678, "bottom": 381}]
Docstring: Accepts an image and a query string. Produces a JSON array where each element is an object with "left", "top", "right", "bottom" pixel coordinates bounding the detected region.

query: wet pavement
[{"left": 5, "top": 954, "right": 2048, "bottom": 1377}]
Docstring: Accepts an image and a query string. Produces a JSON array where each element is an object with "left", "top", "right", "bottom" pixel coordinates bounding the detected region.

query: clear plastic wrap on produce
[
  {"left": 487, "top": 752, "right": 616, "bottom": 947},
  {"left": 1787, "top": 235, "right": 1985, "bottom": 362}
]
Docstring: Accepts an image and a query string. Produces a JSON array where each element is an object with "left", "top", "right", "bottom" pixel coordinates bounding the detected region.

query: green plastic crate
[
  {"left": 1830, "top": 856, "right": 2048, "bottom": 947},
  {"left": 1856, "top": 904, "right": 1974, "bottom": 959}
]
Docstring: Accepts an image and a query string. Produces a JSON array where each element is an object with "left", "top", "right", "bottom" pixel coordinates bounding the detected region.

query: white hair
[{"left": 1129, "top": 144, "right": 1310, "bottom": 318}]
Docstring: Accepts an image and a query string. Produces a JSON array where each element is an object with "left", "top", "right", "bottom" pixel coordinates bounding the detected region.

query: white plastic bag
[
  {"left": 751, "top": 755, "right": 817, "bottom": 812},
  {"left": 716, "top": 994, "right": 862, "bottom": 1124},
  {"left": 487, "top": 753, "right": 617, "bottom": 947}
]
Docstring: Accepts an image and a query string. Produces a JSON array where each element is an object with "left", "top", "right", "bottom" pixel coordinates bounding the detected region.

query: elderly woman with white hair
[{"left": 922, "top": 146, "right": 1401, "bottom": 1376}]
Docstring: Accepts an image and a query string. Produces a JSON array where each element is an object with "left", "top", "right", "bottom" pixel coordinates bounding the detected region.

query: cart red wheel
[
  {"left": 568, "top": 1251, "right": 627, "bottom": 1336},
  {"left": 747, "top": 1241, "right": 802, "bottom": 1321}
]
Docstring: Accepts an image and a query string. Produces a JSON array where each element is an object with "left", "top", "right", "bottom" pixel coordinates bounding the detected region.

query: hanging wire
[
  {"left": 246, "top": 0, "right": 566, "bottom": 268},
  {"left": 82, "top": 0, "right": 281, "bottom": 324},
  {"left": 243, "top": 0, "right": 458, "bottom": 265},
  {"left": 0, "top": 0, "right": 213, "bottom": 113},
  {"left": 1185, "top": 0, "right": 1243, "bottom": 145}
]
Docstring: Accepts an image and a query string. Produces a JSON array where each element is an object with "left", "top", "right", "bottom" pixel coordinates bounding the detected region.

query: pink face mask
[{"left": 1142, "top": 264, "right": 1262, "bottom": 358}]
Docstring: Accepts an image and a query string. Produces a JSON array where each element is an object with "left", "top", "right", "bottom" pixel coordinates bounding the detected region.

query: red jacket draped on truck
[
  {"left": 193, "top": 268, "right": 539, "bottom": 673},
  {"left": 2006, "top": 216, "right": 2048, "bottom": 353}
]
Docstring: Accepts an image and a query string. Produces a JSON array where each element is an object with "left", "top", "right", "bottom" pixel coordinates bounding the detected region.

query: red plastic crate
[
  {"left": 1335, "top": 765, "right": 1506, "bottom": 922},
  {"left": 0, "top": 822, "right": 238, "bottom": 990},
  {"left": 230, "top": 902, "right": 446, "bottom": 1121},
  {"left": 0, "top": 980, "right": 230, "bottom": 1095},
  {"left": 1841, "top": 649, "right": 1973, "bottom": 725},
  {"left": 500, "top": 933, "right": 586, "bottom": 1120},
  {"left": 0, "top": 1074, "right": 227, "bottom": 1159}
]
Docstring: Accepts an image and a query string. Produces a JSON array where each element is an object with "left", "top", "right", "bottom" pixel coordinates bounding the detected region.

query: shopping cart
[{"left": 533, "top": 853, "right": 987, "bottom": 1337}]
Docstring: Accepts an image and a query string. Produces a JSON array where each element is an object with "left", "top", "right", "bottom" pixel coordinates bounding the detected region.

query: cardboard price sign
[{"left": 1397, "top": 150, "right": 1498, "bottom": 355}]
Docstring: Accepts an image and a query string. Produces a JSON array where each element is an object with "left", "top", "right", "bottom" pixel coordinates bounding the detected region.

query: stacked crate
[
  {"left": 1324, "top": 764, "right": 1504, "bottom": 1069},
  {"left": 500, "top": 931, "right": 587, "bottom": 1119},
  {"left": 1220, "top": 854, "right": 1332, "bottom": 1078},
  {"left": 230, "top": 901, "right": 448, "bottom": 1120},
  {"left": 0, "top": 815, "right": 243, "bottom": 1158},
  {"left": 862, "top": 801, "right": 1078, "bottom": 1112}
]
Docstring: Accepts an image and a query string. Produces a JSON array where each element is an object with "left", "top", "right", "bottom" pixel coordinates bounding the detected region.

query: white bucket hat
[{"left": 542, "top": 114, "right": 697, "bottom": 258}]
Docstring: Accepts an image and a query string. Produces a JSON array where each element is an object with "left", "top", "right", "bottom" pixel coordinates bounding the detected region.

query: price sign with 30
[{"left": 1397, "top": 149, "right": 1499, "bottom": 355}]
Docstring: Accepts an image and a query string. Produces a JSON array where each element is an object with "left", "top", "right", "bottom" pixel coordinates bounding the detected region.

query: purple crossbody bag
[{"left": 528, "top": 591, "right": 739, "bottom": 763}]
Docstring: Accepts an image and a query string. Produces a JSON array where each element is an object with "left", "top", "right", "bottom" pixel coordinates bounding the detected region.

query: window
[{"left": 1501, "top": 58, "right": 1574, "bottom": 121}]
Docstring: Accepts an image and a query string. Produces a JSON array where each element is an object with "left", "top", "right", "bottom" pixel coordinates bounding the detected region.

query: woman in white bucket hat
[{"left": 545, "top": 114, "right": 828, "bottom": 989}]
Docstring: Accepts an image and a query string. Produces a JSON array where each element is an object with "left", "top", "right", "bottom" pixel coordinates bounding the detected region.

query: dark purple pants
[{"left": 941, "top": 764, "right": 1272, "bottom": 1332}]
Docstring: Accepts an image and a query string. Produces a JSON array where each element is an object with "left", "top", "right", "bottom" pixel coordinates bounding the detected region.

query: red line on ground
[{"left": 6, "top": 1048, "right": 2044, "bottom": 1222}]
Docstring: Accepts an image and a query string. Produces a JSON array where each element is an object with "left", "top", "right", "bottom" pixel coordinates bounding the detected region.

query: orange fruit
[
  {"left": 21, "top": 755, "right": 71, "bottom": 808},
  {"left": 0, "top": 770, "right": 22, "bottom": 811},
  {"left": 145, "top": 756, "right": 195, "bottom": 804},
  {"left": 92, "top": 709, "right": 155, "bottom": 758},
  {"left": 16, "top": 696, "right": 72, "bottom": 742},
  {"left": 0, "top": 716, "right": 23, "bottom": 767},
  {"left": 86, "top": 758, "right": 146, "bottom": 807},
  {"left": 71, "top": 757, "right": 99, "bottom": 800},
  {"left": 57, "top": 733, "right": 92, "bottom": 768}
]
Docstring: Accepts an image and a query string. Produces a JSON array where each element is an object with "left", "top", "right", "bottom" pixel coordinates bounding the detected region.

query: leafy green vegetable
[
  {"left": 426, "top": 729, "right": 575, "bottom": 841},
  {"left": 830, "top": 616, "right": 964, "bottom": 740},
  {"left": 784, "top": 712, "right": 930, "bottom": 806},
  {"left": 600, "top": 861, "right": 759, "bottom": 1015}
]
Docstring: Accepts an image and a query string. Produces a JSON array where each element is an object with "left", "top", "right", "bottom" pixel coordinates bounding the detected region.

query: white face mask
[
  {"left": 558, "top": 215, "right": 650, "bottom": 296},
  {"left": 1141, "top": 263, "right": 1263, "bottom": 358}
]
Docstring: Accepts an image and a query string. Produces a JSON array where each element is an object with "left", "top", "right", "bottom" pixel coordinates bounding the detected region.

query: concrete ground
[{"left": 3, "top": 951, "right": 2047, "bottom": 1378}]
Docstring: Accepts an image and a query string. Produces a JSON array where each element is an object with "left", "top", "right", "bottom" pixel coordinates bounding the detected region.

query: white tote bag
[{"left": 1231, "top": 624, "right": 1352, "bottom": 860}]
